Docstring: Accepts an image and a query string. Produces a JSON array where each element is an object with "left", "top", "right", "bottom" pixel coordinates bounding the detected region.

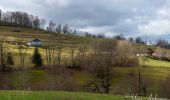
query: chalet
[
  {"left": 152, "top": 53, "right": 162, "bottom": 58},
  {"left": 136, "top": 53, "right": 148, "bottom": 57},
  {"left": 29, "top": 39, "right": 42, "bottom": 46}
]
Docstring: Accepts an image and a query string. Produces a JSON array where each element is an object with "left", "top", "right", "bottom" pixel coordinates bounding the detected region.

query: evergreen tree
[
  {"left": 32, "top": 47, "right": 43, "bottom": 68},
  {"left": 6, "top": 52, "right": 14, "bottom": 66}
]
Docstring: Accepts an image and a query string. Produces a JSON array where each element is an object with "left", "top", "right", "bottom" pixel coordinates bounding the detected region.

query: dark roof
[{"left": 31, "top": 38, "right": 41, "bottom": 42}]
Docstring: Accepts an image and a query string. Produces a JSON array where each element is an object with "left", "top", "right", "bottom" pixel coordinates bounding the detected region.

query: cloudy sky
[{"left": 0, "top": 0, "right": 170, "bottom": 39}]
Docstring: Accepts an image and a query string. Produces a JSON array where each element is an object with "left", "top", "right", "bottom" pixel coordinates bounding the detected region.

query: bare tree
[
  {"left": 33, "top": 16, "right": 40, "bottom": 29},
  {"left": 56, "top": 24, "right": 62, "bottom": 33},
  {"left": 45, "top": 44, "right": 56, "bottom": 66},
  {"left": 63, "top": 24, "right": 69, "bottom": 34},
  {"left": 55, "top": 42, "right": 62, "bottom": 66},
  {"left": 86, "top": 39, "right": 117, "bottom": 94},
  {"left": 40, "top": 18, "right": 46, "bottom": 29},
  {"left": 69, "top": 43, "right": 77, "bottom": 68},
  {"left": 56, "top": 46, "right": 62, "bottom": 65},
  {"left": 115, "top": 41, "right": 138, "bottom": 67},
  {"left": 0, "top": 9, "right": 2, "bottom": 21},
  {"left": 17, "top": 32, "right": 28, "bottom": 71},
  {"left": 18, "top": 44, "right": 28, "bottom": 71},
  {"left": 76, "top": 44, "right": 88, "bottom": 67},
  {"left": 13, "top": 35, "right": 29, "bottom": 90},
  {"left": 47, "top": 20, "right": 56, "bottom": 32},
  {"left": 0, "top": 42, "right": 8, "bottom": 72}
]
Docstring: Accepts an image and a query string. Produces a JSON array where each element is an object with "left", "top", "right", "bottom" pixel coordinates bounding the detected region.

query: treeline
[
  {"left": 156, "top": 39, "right": 170, "bottom": 49},
  {"left": 1, "top": 9, "right": 170, "bottom": 48},
  {"left": 0, "top": 9, "right": 149, "bottom": 42},
  {"left": 0, "top": 9, "right": 79, "bottom": 35},
  {"left": 0, "top": 9, "right": 45, "bottom": 29}
]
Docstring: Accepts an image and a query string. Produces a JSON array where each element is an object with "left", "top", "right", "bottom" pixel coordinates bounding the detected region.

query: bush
[{"left": 114, "top": 41, "right": 139, "bottom": 67}]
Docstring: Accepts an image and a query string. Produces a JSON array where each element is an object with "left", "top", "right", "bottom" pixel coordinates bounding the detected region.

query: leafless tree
[
  {"left": 115, "top": 41, "right": 138, "bottom": 67},
  {"left": 69, "top": 43, "right": 77, "bottom": 68},
  {"left": 76, "top": 44, "right": 88, "bottom": 67},
  {"left": 0, "top": 9, "right": 2, "bottom": 21},
  {"left": 40, "top": 18, "right": 46, "bottom": 29},
  {"left": 33, "top": 16, "right": 40, "bottom": 29},
  {"left": 18, "top": 44, "right": 28, "bottom": 71},
  {"left": 63, "top": 24, "right": 69, "bottom": 34},
  {"left": 0, "top": 42, "right": 8, "bottom": 72},
  {"left": 86, "top": 39, "right": 117, "bottom": 94},
  {"left": 47, "top": 20, "right": 56, "bottom": 32},
  {"left": 56, "top": 38, "right": 63, "bottom": 66},
  {"left": 12, "top": 35, "right": 29, "bottom": 90},
  {"left": 56, "top": 24, "right": 62, "bottom": 33},
  {"left": 45, "top": 43, "right": 56, "bottom": 66}
]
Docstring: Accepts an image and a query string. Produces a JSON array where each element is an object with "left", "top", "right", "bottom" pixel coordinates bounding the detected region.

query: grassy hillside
[
  {"left": 145, "top": 57, "right": 170, "bottom": 68},
  {"left": 1, "top": 25, "right": 170, "bottom": 98},
  {"left": 0, "top": 26, "right": 92, "bottom": 68},
  {"left": 0, "top": 26, "right": 91, "bottom": 44}
]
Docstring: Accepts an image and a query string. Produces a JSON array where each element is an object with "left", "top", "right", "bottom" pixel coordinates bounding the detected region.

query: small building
[
  {"left": 29, "top": 39, "right": 42, "bottom": 47},
  {"left": 136, "top": 53, "right": 148, "bottom": 57},
  {"left": 152, "top": 53, "right": 162, "bottom": 58}
]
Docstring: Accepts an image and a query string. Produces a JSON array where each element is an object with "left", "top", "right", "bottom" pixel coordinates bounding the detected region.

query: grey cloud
[{"left": 0, "top": 0, "right": 170, "bottom": 38}]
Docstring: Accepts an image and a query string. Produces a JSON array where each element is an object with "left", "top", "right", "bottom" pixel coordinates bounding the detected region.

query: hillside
[
  {"left": 0, "top": 26, "right": 91, "bottom": 44},
  {"left": 1, "top": 25, "right": 170, "bottom": 98}
]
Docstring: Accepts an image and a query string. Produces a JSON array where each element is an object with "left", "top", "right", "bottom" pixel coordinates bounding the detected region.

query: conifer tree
[
  {"left": 6, "top": 52, "right": 14, "bottom": 66},
  {"left": 32, "top": 47, "right": 43, "bottom": 68}
]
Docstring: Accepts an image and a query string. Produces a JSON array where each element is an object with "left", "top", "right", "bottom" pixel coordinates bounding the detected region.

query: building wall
[{"left": 30, "top": 41, "right": 42, "bottom": 46}]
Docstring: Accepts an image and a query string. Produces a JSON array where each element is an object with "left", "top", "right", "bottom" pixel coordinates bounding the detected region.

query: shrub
[{"left": 114, "top": 41, "right": 139, "bottom": 67}]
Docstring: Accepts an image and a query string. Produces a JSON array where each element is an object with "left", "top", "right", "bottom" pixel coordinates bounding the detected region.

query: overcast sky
[{"left": 0, "top": 0, "right": 170, "bottom": 39}]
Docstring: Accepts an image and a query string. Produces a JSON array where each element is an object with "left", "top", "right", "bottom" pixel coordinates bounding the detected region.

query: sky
[{"left": 0, "top": 0, "right": 170, "bottom": 40}]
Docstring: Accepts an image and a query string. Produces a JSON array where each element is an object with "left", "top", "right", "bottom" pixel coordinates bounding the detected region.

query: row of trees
[
  {"left": 0, "top": 9, "right": 78, "bottom": 35},
  {"left": 0, "top": 9, "right": 46, "bottom": 29},
  {"left": 113, "top": 34, "right": 170, "bottom": 48},
  {"left": 46, "top": 21, "right": 77, "bottom": 35},
  {"left": 85, "top": 33, "right": 147, "bottom": 44},
  {"left": 114, "top": 34, "right": 146, "bottom": 44}
]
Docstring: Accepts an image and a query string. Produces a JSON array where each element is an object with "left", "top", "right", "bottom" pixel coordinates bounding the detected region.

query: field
[
  {"left": 0, "top": 91, "right": 127, "bottom": 100},
  {"left": 0, "top": 26, "right": 91, "bottom": 44}
]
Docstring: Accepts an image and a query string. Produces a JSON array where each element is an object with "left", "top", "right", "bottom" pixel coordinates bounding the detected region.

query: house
[
  {"left": 152, "top": 53, "right": 162, "bottom": 58},
  {"left": 29, "top": 39, "right": 42, "bottom": 47},
  {"left": 136, "top": 53, "right": 148, "bottom": 57}
]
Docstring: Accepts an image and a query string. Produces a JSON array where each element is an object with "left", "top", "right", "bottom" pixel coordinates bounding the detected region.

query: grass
[
  {"left": 145, "top": 57, "right": 170, "bottom": 68},
  {"left": 0, "top": 25, "right": 92, "bottom": 68},
  {"left": 0, "top": 26, "right": 91, "bottom": 44},
  {"left": 0, "top": 91, "right": 127, "bottom": 100}
]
